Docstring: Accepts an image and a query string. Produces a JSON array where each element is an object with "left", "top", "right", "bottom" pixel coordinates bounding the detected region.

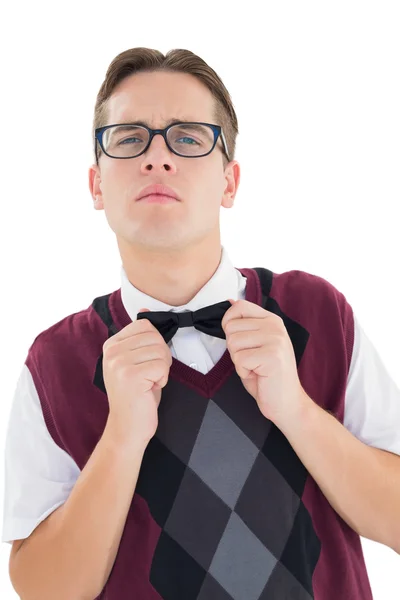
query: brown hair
[{"left": 92, "top": 47, "right": 239, "bottom": 169}]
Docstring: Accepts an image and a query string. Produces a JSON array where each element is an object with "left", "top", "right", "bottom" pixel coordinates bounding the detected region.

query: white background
[{"left": 1, "top": 0, "right": 399, "bottom": 598}]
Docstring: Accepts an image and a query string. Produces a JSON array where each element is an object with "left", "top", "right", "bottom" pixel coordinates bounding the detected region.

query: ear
[
  {"left": 221, "top": 160, "right": 240, "bottom": 209},
  {"left": 89, "top": 164, "right": 104, "bottom": 210}
]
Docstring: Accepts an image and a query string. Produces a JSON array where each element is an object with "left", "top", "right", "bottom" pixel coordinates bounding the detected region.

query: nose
[{"left": 140, "top": 132, "right": 177, "bottom": 173}]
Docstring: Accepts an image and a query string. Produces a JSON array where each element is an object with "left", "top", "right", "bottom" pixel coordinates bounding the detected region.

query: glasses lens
[
  {"left": 101, "top": 123, "right": 215, "bottom": 158},
  {"left": 102, "top": 125, "right": 149, "bottom": 158},
  {"left": 167, "top": 124, "right": 214, "bottom": 156}
]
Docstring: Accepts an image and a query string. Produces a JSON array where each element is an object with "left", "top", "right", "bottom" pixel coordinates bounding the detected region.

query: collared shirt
[{"left": 2, "top": 246, "right": 400, "bottom": 544}]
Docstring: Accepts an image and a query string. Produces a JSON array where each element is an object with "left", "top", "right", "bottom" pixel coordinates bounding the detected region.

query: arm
[
  {"left": 276, "top": 392, "right": 400, "bottom": 555},
  {"left": 9, "top": 419, "right": 149, "bottom": 600}
]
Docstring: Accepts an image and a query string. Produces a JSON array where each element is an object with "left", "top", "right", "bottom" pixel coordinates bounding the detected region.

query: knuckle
[
  {"left": 140, "top": 318, "right": 155, "bottom": 331},
  {"left": 103, "top": 339, "right": 114, "bottom": 356}
]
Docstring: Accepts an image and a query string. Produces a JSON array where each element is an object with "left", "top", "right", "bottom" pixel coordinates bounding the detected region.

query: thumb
[{"left": 138, "top": 307, "right": 151, "bottom": 313}]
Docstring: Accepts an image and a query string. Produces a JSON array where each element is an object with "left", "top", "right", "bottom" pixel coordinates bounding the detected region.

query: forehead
[{"left": 106, "top": 71, "right": 215, "bottom": 126}]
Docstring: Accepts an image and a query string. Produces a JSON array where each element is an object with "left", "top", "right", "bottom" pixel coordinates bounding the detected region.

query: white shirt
[{"left": 2, "top": 246, "right": 400, "bottom": 545}]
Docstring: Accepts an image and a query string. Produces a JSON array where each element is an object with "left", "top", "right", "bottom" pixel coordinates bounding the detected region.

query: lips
[{"left": 136, "top": 183, "right": 180, "bottom": 201}]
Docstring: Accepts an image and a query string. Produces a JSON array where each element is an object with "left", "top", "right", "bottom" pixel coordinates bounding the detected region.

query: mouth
[{"left": 137, "top": 194, "right": 179, "bottom": 204}]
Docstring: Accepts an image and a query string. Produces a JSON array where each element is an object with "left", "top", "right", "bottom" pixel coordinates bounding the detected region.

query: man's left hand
[{"left": 221, "top": 299, "right": 310, "bottom": 427}]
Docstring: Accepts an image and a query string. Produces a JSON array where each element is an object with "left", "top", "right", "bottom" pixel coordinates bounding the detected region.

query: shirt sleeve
[
  {"left": 1, "top": 364, "right": 81, "bottom": 545},
  {"left": 343, "top": 313, "right": 400, "bottom": 456}
]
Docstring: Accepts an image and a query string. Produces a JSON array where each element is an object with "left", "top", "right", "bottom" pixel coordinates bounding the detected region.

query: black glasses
[{"left": 94, "top": 121, "right": 229, "bottom": 164}]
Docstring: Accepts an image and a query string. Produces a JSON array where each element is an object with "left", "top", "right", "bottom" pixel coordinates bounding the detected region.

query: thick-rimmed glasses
[{"left": 94, "top": 121, "right": 229, "bottom": 164}]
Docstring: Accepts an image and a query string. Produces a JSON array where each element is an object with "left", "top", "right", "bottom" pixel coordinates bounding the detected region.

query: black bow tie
[{"left": 136, "top": 300, "right": 232, "bottom": 344}]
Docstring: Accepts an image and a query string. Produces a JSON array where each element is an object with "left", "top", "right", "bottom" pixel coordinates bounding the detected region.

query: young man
[{"left": 3, "top": 47, "right": 400, "bottom": 600}]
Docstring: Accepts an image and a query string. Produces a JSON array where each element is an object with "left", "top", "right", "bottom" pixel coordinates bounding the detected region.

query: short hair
[{"left": 92, "top": 47, "right": 239, "bottom": 169}]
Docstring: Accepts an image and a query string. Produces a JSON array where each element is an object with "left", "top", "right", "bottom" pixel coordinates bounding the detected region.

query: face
[{"left": 89, "top": 70, "right": 240, "bottom": 254}]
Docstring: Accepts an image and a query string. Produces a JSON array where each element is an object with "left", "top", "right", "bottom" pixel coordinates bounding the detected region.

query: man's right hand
[{"left": 102, "top": 309, "right": 172, "bottom": 444}]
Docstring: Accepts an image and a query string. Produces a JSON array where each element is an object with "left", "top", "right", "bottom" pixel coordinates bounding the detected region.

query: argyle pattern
[{"left": 135, "top": 372, "right": 321, "bottom": 600}]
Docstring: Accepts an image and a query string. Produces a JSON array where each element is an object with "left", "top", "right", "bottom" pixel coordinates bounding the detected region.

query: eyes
[{"left": 118, "top": 134, "right": 200, "bottom": 147}]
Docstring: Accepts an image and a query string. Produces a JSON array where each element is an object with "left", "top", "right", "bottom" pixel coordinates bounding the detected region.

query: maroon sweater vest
[{"left": 25, "top": 266, "right": 373, "bottom": 599}]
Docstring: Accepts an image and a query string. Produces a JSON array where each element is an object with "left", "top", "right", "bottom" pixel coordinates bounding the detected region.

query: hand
[
  {"left": 221, "top": 299, "right": 310, "bottom": 428},
  {"left": 102, "top": 308, "right": 173, "bottom": 444}
]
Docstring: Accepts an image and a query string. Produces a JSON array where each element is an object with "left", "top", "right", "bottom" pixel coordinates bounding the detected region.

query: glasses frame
[{"left": 94, "top": 121, "right": 230, "bottom": 164}]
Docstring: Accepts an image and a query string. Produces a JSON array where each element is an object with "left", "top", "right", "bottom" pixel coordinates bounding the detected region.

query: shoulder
[
  {"left": 271, "top": 267, "right": 350, "bottom": 308},
  {"left": 24, "top": 290, "right": 117, "bottom": 371}
]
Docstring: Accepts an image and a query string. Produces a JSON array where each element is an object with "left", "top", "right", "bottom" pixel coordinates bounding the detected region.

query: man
[{"left": 2, "top": 47, "right": 400, "bottom": 600}]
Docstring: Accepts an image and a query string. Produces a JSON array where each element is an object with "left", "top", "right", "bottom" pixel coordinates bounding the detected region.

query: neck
[{"left": 118, "top": 238, "right": 223, "bottom": 307}]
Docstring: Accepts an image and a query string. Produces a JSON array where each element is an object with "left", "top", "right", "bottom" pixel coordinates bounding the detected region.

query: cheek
[
  {"left": 198, "top": 167, "right": 225, "bottom": 196},
  {"left": 102, "top": 167, "right": 134, "bottom": 200},
  {"left": 204, "top": 178, "right": 226, "bottom": 208}
]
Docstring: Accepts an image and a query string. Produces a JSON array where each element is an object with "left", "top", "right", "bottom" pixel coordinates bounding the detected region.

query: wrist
[
  {"left": 104, "top": 416, "right": 152, "bottom": 452},
  {"left": 273, "top": 389, "right": 316, "bottom": 436}
]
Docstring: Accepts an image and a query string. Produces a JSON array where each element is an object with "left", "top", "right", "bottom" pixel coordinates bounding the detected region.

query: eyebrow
[{"left": 117, "top": 118, "right": 199, "bottom": 128}]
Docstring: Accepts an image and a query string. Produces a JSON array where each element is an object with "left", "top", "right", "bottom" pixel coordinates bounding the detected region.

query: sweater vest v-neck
[{"left": 25, "top": 266, "right": 373, "bottom": 599}]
